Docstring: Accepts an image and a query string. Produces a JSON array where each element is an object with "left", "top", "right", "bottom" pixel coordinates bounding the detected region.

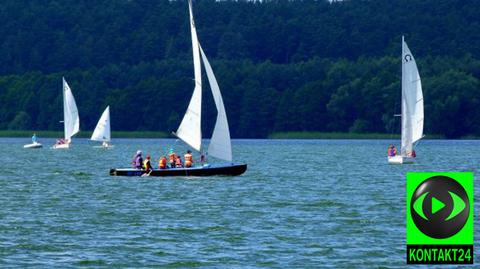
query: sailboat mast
[
  {"left": 174, "top": 0, "right": 203, "bottom": 152},
  {"left": 62, "top": 77, "right": 68, "bottom": 141},
  {"left": 400, "top": 36, "right": 406, "bottom": 155}
]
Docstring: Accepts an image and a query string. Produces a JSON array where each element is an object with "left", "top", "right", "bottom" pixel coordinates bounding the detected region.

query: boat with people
[
  {"left": 23, "top": 133, "right": 43, "bottom": 149},
  {"left": 388, "top": 36, "right": 424, "bottom": 164},
  {"left": 52, "top": 77, "right": 80, "bottom": 149},
  {"left": 110, "top": 163, "right": 247, "bottom": 177},
  {"left": 91, "top": 106, "right": 113, "bottom": 148},
  {"left": 109, "top": 0, "right": 246, "bottom": 177}
]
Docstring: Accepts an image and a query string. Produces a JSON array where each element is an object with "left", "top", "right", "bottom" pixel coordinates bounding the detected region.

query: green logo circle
[{"left": 410, "top": 176, "right": 469, "bottom": 239}]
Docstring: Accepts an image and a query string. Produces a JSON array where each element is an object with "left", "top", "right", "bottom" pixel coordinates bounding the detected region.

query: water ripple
[{"left": 0, "top": 138, "right": 479, "bottom": 267}]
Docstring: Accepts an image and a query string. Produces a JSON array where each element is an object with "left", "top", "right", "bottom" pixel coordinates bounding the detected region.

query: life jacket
[
  {"left": 143, "top": 159, "right": 152, "bottom": 170},
  {"left": 134, "top": 155, "right": 143, "bottom": 168},
  {"left": 184, "top": 153, "right": 193, "bottom": 167},
  {"left": 169, "top": 153, "right": 176, "bottom": 163},
  {"left": 175, "top": 157, "right": 183, "bottom": 167},
  {"left": 159, "top": 157, "right": 167, "bottom": 169}
]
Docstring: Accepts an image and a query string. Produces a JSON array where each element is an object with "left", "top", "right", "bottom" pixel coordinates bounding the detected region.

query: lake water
[{"left": 0, "top": 138, "right": 479, "bottom": 267}]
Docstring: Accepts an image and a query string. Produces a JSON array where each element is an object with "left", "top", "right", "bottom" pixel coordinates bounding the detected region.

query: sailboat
[
  {"left": 52, "top": 77, "right": 80, "bottom": 149},
  {"left": 110, "top": 0, "right": 247, "bottom": 177},
  {"left": 23, "top": 133, "right": 43, "bottom": 148},
  {"left": 91, "top": 106, "right": 113, "bottom": 148},
  {"left": 388, "top": 36, "right": 424, "bottom": 164}
]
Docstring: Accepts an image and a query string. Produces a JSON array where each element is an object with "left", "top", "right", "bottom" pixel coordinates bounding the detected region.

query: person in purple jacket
[{"left": 132, "top": 150, "right": 143, "bottom": 169}]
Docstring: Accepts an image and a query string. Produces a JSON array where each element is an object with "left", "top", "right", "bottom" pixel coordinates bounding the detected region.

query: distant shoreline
[
  {"left": 269, "top": 132, "right": 451, "bottom": 140},
  {"left": 0, "top": 130, "right": 170, "bottom": 139},
  {"left": 1, "top": 130, "right": 478, "bottom": 140}
]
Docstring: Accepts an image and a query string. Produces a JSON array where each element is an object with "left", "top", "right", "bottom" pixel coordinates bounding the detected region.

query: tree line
[{"left": 0, "top": 0, "right": 479, "bottom": 138}]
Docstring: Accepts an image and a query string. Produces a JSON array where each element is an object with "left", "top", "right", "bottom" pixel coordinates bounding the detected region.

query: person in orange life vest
[
  {"left": 158, "top": 156, "right": 168, "bottom": 169},
  {"left": 387, "top": 145, "right": 397, "bottom": 157},
  {"left": 184, "top": 150, "right": 193, "bottom": 168},
  {"left": 168, "top": 148, "right": 177, "bottom": 168},
  {"left": 143, "top": 155, "right": 153, "bottom": 172},
  {"left": 175, "top": 155, "right": 183, "bottom": 168}
]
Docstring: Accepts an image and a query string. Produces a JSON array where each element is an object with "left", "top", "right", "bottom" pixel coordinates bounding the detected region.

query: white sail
[
  {"left": 175, "top": 0, "right": 202, "bottom": 151},
  {"left": 91, "top": 106, "right": 111, "bottom": 142},
  {"left": 401, "top": 36, "right": 424, "bottom": 156},
  {"left": 63, "top": 77, "right": 80, "bottom": 141},
  {"left": 200, "top": 46, "right": 232, "bottom": 162}
]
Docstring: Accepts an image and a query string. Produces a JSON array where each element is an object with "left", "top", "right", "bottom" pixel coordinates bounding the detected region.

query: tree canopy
[{"left": 0, "top": 0, "right": 479, "bottom": 138}]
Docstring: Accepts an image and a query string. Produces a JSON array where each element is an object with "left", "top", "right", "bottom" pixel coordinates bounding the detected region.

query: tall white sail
[
  {"left": 401, "top": 36, "right": 424, "bottom": 156},
  {"left": 175, "top": 0, "right": 202, "bottom": 151},
  {"left": 91, "top": 106, "right": 111, "bottom": 142},
  {"left": 63, "top": 77, "right": 80, "bottom": 141},
  {"left": 200, "top": 46, "right": 232, "bottom": 162}
]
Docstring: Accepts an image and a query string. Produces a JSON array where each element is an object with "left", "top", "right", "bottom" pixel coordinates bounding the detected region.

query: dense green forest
[{"left": 0, "top": 0, "right": 479, "bottom": 138}]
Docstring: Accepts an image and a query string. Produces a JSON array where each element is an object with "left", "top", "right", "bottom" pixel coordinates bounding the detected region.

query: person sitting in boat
[
  {"left": 175, "top": 155, "right": 183, "bottom": 168},
  {"left": 55, "top": 138, "right": 66, "bottom": 145},
  {"left": 168, "top": 149, "right": 177, "bottom": 168},
  {"left": 143, "top": 155, "right": 153, "bottom": 172},
  {"left": 184, "top": 150, "right": 193, "bottom": 168},
  {"left": 32, "top": 133, "right": 38, "bottom": 143},
  {"left": 388, "top": 145, "right": 397, "bottom": 157},
  {"left": 132, "top": 150, "right": 143, "bottom": 169},
  {"left": 408, "top": 150, "right": 416, "bottom": 158},
  {"left": 158, "top": 156, "right": 168, "bottom": 169}
]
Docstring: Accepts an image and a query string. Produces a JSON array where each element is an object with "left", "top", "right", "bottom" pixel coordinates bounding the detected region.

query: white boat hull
[
  {"left": 52, "top": 143, "right": 70, "bottom": 149},
  {"left": 93, "top": 145, "right": 114, "bottom": 149},
  {"left": 388, "top": 155, "right": 415, "bottom": 164},
  {"left": 23, "top": 142, "right": 43, "bottom": 149}
]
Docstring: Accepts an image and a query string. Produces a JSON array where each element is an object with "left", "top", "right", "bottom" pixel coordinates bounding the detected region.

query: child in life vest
[
  {"left": 387, "top": 145, "right": 397, "bottom": 157},
  {"left": 175, "top": 155, "right": 183, "bottom": 168},
  {"left": 143, "top": 155, "right": 153, "bottom": 172},
  {"left": 158, "top": 156, "right": 167, "bottom": 169}
]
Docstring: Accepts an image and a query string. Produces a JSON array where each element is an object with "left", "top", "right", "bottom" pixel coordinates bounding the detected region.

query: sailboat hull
[
  {"left": 110, "top": 163, "right": 247, "bottom": 177},
  {"left": 93, "top": 145, "right": 114, "bottom": 149},
  {"left": 388, "top": 155, "right": 415, "bottom": 164},
  {"left": 23, "top": 142, "right": 43, "bottom": 149},
  {"left": 52, "top": 143, "right": 70, "bottom": 149}
]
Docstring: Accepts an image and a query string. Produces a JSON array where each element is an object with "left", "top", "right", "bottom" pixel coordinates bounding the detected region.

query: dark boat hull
[{"left": 110, "top": 163, "right": 247, "bottom": 177}]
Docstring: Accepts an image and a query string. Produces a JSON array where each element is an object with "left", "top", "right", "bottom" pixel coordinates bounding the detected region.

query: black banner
[{"left": 407, "top": 245, "right": 473, "bottom": 264}]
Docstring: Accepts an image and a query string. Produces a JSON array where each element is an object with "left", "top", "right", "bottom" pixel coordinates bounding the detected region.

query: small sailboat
[
  {"left": 91, "top": 106, "right": 113, "bottom": 148},
  {"left": 23, "top": 133, "right": 42, "bottom": 149},
  {"left": 110, "top": 0, "right": 247, "bottom": 177},
  {"left": 52, "top": 77, "right": 80, "bottom": 149},
  {"left": 388, "top": 36, "right": 424, "bottom": 164}
]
